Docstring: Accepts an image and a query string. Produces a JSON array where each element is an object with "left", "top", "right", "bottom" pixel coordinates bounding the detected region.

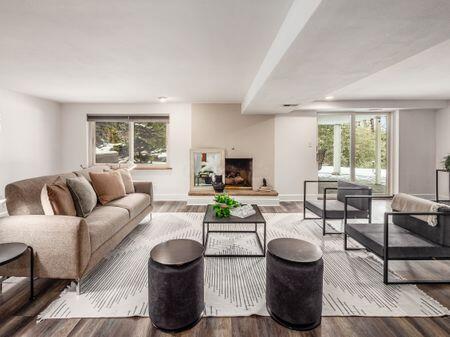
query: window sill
[{"left": 132, "top": 166, "right": 172, "bottom": 171}]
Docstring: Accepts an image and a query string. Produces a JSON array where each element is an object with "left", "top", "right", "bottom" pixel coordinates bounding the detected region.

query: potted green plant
[
  {"left": 443, "top": 154, "right": 450, "bottom": 171},
  {"left": 213, "top": 193, "right": 240, "bottom": 218}
]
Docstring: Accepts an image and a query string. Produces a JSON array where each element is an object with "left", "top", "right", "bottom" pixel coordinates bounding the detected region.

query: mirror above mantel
[{"left": 190, "top": 148, "right": 225, "bottom": 191}]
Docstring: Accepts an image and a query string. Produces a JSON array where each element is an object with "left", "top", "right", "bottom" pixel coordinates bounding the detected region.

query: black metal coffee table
[
  {"left": 0, "top": 243, "right": 34, "bottom": 300},
  {"left": 202, "top": 204, "right": 266, "bottom": 257}
]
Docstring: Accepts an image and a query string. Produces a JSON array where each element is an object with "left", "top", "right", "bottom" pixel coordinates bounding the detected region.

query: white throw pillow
[{"left": 40, "top": 184, "right": 54, "bottom": 215}]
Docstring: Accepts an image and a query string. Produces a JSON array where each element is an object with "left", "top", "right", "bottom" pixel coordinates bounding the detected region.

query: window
[
  {"left": 317, "top": 112, "right": 391, "bottom": 194},
  {"left": 88, "top": 115, "right": 169, "bottom": 167}
]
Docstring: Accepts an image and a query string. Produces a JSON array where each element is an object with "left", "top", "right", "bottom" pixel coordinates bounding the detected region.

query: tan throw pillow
[
  {"left": 89, "top": 171, "right": 126, "bottom": 205},
  {"left": 46, "top": 179, "right": 77, "bottom": 216},
  {"left": 107, "top": 169, "right": 135, "bottom": 194}
]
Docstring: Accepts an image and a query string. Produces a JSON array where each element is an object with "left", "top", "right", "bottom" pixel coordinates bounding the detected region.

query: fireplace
[{"left": 225, "top": 158, "right": 252, "bottom": 189}]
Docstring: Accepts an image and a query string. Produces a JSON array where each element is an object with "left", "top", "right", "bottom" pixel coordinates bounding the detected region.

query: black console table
[{"left": 435, "top": 169, "right": 450, "bottom": 204}]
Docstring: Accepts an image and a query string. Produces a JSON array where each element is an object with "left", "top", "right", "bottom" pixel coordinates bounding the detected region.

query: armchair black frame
[
  {"left": 303, "top": 180, "right": 372, "bottom": 236},
  {"left": 344, "top": 195, "right": 450, "bottom": 285}
]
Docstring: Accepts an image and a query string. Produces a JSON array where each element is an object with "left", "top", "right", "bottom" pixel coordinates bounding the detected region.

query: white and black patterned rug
[{"left": 38, "top": 213, "right": 449, "bottom": 320}]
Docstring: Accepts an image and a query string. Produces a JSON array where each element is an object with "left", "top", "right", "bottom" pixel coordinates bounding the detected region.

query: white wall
[
  {"left": 0, "top": 88, "right": 61, "bottom": 197},
  {"left": 60, "top": 103, "right": 191, "bottom": 200},
  {"left": 435, "top": 103, "right": 450, "bottom": 199},
  {"left": 398, "top": 109, "right": 436, "bottom": 197},
  {"left": 274, "top": 112, "right": 317, "bottom": 200}
]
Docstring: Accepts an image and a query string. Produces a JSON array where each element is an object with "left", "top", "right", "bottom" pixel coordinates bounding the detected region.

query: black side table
[{"left": 0, "top": 243, "right": 34, "bottom": 300}]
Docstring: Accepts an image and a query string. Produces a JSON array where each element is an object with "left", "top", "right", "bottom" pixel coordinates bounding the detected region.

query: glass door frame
[{"left": 317, "top": 111, "right": 392, "bottom": 195}]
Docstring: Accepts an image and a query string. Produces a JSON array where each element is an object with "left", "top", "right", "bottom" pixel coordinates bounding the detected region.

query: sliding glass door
[{"left": 318, "top": 112, "right": 390, "bottom": 194}]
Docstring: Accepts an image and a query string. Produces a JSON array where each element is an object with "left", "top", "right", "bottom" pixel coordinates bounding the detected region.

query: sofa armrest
[
  {"left": 0, "top": 215, "right": 91, "bottom": 279},
  {"left": 133, "top": 181, "right": 153, "bottom": 204}
]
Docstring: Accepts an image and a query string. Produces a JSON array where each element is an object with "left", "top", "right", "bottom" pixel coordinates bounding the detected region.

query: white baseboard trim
[
  {"left": 153, "top": 194, "right": 187, "bottom": 201},
  {"left": 278, "top": 194, "right": 303, "bottom": 202},
  {"left": 187, "top": 195, "right": 280, "bottom": 206}
]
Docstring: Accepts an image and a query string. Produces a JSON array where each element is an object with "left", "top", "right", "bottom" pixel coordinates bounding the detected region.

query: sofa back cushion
[
  {"left": 5, "top": 173, "right": 76, "bottom": 215},
  {"left": 336, "top": 181, "right": 371, "bottom": 211},
  {"left": 74, "top": 165, "right": 111, "bottom": 182},
  {"left": 393, "top": 205, "right": 450, "bottom": 246}
]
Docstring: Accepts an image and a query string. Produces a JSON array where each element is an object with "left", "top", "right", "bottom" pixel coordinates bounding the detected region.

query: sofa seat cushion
[
  {"left": 106, "top": 193, "right": 151, "bottom": 218},
  {"left": 85, "top": 206, "right": 130, "bottom": 251},
  {"left": 305, "top": 199, "right": 368, "bottom": 219},
  {"left": 346, "top": 223, "right": 450, "bottom": 259}
]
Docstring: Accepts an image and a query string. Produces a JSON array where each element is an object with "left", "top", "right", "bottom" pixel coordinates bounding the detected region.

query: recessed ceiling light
[
  {"left": 325, "top": 96, "right": 334, "bottom": 100},
  {"left": 158, "top": 96, "right": 168, "bottom": 103}
]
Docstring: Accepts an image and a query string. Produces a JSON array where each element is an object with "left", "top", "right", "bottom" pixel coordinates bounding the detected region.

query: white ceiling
[
  {"left": 243, "top": 0, "right": 450, "bottom": 113},
  {"left": 1, "top": 0, "right": 450, "bottom": 111},
  {"left": 329, "top": 39, "right": 450, "bottom": 100},
  {"left": 0, "top": 0, "right": 292, "bottom": 103}
]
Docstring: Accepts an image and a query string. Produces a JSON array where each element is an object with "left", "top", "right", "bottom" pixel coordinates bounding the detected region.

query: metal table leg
[{"left": 27, "top": 246, "right": 34, "bottom": 301}]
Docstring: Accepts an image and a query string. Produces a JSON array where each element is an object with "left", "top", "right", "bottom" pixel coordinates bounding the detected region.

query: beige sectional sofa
[{"left": 0, "top": 166, "right": 152, "bottom": 287}]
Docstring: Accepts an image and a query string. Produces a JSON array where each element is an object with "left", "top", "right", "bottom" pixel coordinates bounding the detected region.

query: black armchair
[
  {"left": 344, "top": 194, "right": 450, "bottom": 284},
  {"left": 303, "top": 180, "right": 372, "bottom": 235}
]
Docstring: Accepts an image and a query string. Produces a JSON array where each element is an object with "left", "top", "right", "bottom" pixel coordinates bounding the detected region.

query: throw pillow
[
  {"left": 66, "top": 176, "right": 98, "bottom": 217},
  {"left": 40, "top": 184, "right": 54, "bottom": 215},
  {"left": 46, "top": 179, "right": 77, "bottom": 216},
  {"left": 104, "top": 168, "right": 135, "bottom": 194},
  {"left": 89, "top": 171, "right": 126, "bottom": 205}
]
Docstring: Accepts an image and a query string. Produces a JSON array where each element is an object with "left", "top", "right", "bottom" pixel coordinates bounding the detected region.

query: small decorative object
[
  {"left": 230, "top": 204, "right": 256, "bottom": 218},
  {"left": 212, "top": 175, "right": 225, "bottom": 193},
  {"left": 259, "top": 178, "right": 273, "bottom": 192},
  {"left": 213, "top": 193, "right": 239, "bottom": 218},
  {"left": 443, "top": 154, "right": 450, "bottom": 171}
]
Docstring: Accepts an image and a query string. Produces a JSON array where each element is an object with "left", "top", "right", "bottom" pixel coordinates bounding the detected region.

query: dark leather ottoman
[
  {"left": 148, "top": 239, "right": 204, "bottom": 332},
  {"left": 266, "top": 238, "right": 323, "bottom": 331}
]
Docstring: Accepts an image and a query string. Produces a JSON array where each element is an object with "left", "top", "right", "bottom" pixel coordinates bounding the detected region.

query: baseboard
[
  {"left": 153, "top": 194, "right": 187, "bottom": 201},
  {"left": 278, "top": 194, "right": 303, "bottom": 202},
  {"left": 187, "top": 195, "right": 280, "bottom": 206}
]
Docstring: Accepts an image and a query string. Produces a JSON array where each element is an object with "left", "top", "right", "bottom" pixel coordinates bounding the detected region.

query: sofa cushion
[
  {"left": 346, "top": 223, "right": 450, "bottom": 259},
  {"left": 85, "top": 206, "right": 130, "bottom": 251},
  {"left": 305, "top": 199, "right": 368, "bottom": 219},
  {"left": 106, "top": 193, "right": 151, "bottom": 218}
]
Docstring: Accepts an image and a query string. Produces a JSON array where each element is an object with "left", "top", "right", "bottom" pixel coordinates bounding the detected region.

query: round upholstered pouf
[
  {"left": 266, "top": 238, "right": 323, "bottom": 331},
  {"left": 148, "top": 239, "right": 204, "bottom": 332}
]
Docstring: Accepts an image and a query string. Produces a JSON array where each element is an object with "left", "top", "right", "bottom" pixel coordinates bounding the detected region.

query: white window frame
[{"left": 88, "top": 116, "right": 170, "bottom": 169}]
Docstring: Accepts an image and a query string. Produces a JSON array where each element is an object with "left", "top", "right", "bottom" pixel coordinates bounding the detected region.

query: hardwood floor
[{"left": 0, "top": 201, "right": 449, "bottom": 337}]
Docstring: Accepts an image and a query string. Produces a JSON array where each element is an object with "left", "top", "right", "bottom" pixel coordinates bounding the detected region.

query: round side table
[
  {"left": 266, "top": 238, "right": 323, "bottom": 331},
  {"left": 148, "top": 239, "right": 204, "bottom": 332},
  {"left": 0, "top": 243, "right": 34, "bottom": 300}
]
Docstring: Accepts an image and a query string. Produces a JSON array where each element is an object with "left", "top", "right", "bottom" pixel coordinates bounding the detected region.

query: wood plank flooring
[{"left": 0, "top": 201, "right": 449, "bottom": 337}]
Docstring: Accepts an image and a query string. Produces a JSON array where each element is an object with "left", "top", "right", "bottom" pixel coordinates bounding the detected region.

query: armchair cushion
[
  {"left": 305, "top": 199, "right": 368, "bottom": 219},
  {"left": 346, "top": 223, "right": 450, "bottom": 259}
]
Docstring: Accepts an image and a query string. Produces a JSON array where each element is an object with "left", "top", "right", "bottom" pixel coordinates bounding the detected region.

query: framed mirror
[{"left": 190, "top": 148, "right": 225, "bottom": 190}]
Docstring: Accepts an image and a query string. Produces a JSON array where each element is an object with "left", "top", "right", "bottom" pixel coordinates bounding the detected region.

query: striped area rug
[{"left": 38, "top": 212, "right": 449, "bottom": 319}]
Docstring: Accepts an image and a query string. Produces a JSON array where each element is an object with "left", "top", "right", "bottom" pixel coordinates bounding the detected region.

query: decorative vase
[{"left": 212, "top": 175, "right": 225, "bottom": 193}]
